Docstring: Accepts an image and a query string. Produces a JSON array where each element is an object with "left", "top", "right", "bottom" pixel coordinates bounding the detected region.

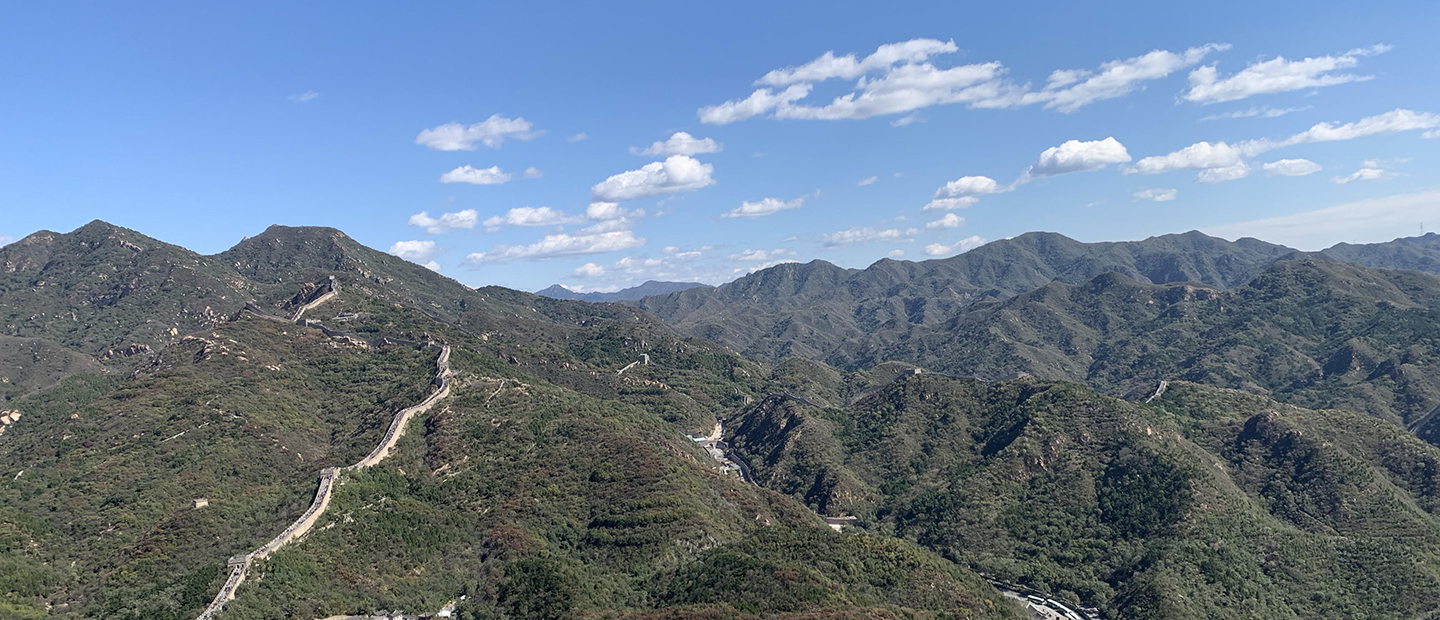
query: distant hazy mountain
[{"left": 536, "top": 280, "right": 711, "bottom": 302}]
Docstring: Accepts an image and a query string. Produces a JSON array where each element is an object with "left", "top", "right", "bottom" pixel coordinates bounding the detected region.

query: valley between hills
[{"left": 6, "top": 221, "right": 1440, "bottom": 619}]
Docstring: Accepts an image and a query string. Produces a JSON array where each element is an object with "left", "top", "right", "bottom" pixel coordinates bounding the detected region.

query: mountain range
[
  {"left": 6, "top": 221, "right": 1440, "bottom": 619},
  {"left": 535, "top": 280, "right": 711, "bottom": 303}
]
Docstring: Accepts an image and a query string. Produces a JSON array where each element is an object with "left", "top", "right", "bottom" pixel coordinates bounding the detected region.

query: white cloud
[
  {"left": 439, "top": 165, "right": 513, "bottom": 185},
  {"left": 523, "top": 167, "right": 543, "bottom": 179},
  {"left": 1131, "top": 109, "right": 1438, "bottom": 182},
  {"left": 288, "top": 90, "right": 319, "bottom": 103},
  {"left": 1028, "top": 44, "right": 1229, "bottom": 113},
  {"left": 923, "top": 175, "right": 1006, "bottom": 210},
  {"left": 891, "top": 113, "right": 923, "bottom": 127},
  {"left": 1027, "top": 137, "right": 1131, "bottom": 177},
  {"left": 389, "top": 239, "right": 436, "bottom": 260},
  {"left": 1425, "top": 130, "right": 1439, "bottom": 139},
  {"left": 922, "top": 196, "right": 980, "bottom": 211},
  {"left": 1196, "top": 161, "right": 1252, "bottom": 183},
  {"left": 1263, "top": 158, "right": 1322, "bottom": 177},
  {"left": 1205, "top": 190, "right": 1440, "bottom": 250},
  {"left": 415, "top": 114, "right": 537, "bottom": 150},
  {"left": 1333, "top": 160, "right": 1389, "bottom": 184},
  {"left": 591, "top": 155, "right": 716, "bottom": 201},
  {"left": 857, "top": 176, "right": 878, "bottom": 186},
  {"left": 926, "top": 213, "right": 965, "bottom": 228},
  {"left": 408, "top": 209, "right": 478, "bottom": 234},
  {"left": 662, "top": 245, "right": 708, "bottom": 260},
  {"left": 572, "top": 263, "right": 607, "bottom": 277},
  {"left": 823, "top": 226, "right": 914, "bottom": 247},
  {"left": 482, "top": 207, "right": 580, "bottom": 231},
  {"left": 886, "top": 249, "right": 905, "bottom": 258},
  {"left": 1270, "top": 108, "right": 1439, "bottom": 146},
  {"left": 700, "top": 40, "right": 1225, "bottom": 124},
  {"left": 923, "top": 235, "right": 987, "bottom": 256},
  {"left": 585, "top": 201, "right": 644, "bottom": 221},
  {"left": 1184, "top": 44, "right": 1390, "bottom": 104},
  {"left": 632, "top": 132, "right": 722, "bottom": 156},
  {"left": 388, "top": 240, "right": 441, "bottom": 272},
  {"left": 756, "top": 38, "right": 961, "bottom": 86},
  {"left": 699, "top": 84, "right": 814, "bottom": 125},
  {"left": 464, "top": 230, "right": 645, "bottom": 265},
  {"left": 1133, "top": 188, "right": 1177, "bottom": 202},
  {"left": 730, "top": 248, "right": 796, "bottom": 261},
  {"left": 568, "top": 132, "right": 587, "bottom": 142},
  {"left": 1199, "top": 106, "right": 1309, "bottom": 122},
  {"left": 1127, "top": 141, "right": 1247, "bottom": 174},
  {"left": 723, "top": 196, "right": 805, "bottom": 218}
]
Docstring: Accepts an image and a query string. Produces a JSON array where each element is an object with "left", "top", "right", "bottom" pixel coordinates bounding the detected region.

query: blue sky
[{"left": 3, "top": 1, "right": 1439, "bottom": 292}]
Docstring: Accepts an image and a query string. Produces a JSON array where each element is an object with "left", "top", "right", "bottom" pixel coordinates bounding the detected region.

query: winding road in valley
[{"left": 195, "top": 290, "right": 453, "bottom": 620}]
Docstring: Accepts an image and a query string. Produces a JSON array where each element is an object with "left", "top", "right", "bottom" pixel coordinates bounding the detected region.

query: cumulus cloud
[
  {"left": 924, "top": 175, "right": 1007, "bottom": 210},
  {"left": 1128, "top": 141, "right": 1247, "bottom": 175},
  {"left": 288, "top": 90, "right": 319, "bottom": 103},
  {"left": 1133, "top": 188, "right": 1177, "bottom": 202},
  {"left": 572, "top": 262, "right": 607, "bottom": 277},
  {"left": 568, "top": 132, "right": 587, "bottom": 142},
  {"left": 1263, "top": 158, "right": 1322, "bottom": 177},
  {"left": 699, "top": 39, "right": 1225, "bottom": 124},
  {"left": 1026, "top": 137, "right": 1131, "bottom": 178},
  {"left": 463, "top": 230, "right": 645, "bottom": 265},
  {"left": 823, "top": 226, "right": 915, "bottom": 247},
  {"left": 632, "top": 132, "right": 722, "bottom": 156},
  {"left": 924, "top": 235, "right": 987, "bottom": 256},
  {"left": 1197, "top": 161, "right": 1252, "bottom": 183},
  {"left": 415, "top": 114, "right": 538, "bottom": 150},
  {"left": 1199, "top": 106, "right": 1309, "bottom": 122},
  {"left": 699, "top": 84, "right": 814, "bottom": 125},
  {"left": 591, "top": 155, "right": 716, "bottom": 201},
  {"left": 1184, "top": 45, "right": 1390, "bottom": 104},
  {"left": 481, "top": 207, "right": 581, "bottom": 231},
  {"left": 887, "top": 249, "right": 905, "bottom": 258},
  {"left": 723, "top": 196, "right": 805, "bottom": 218},
  {"left": 523, "top": 167, "right": 543, "bottom": 179},
  {"left": 408, "top": 209, "right": 479, "bottom": 234},
  {"left": 857, "top": 176, "right": 878, "bottom": 186},
  {"left": 388, "top": 240, "right": 441, "bottom": 272},
  {"left": 1425, "top": 130, "right": 1439, "bottom": 139},
  {"left": 926, "top": 213, "right": 965, "bottom": 228},
  {"left": 1333, "top": 160, "right": 1389, "bottom": 184},
  {"left": 1130, "top": 109, "right": 1437, "bottom": 182},
  {"left": 440, "top": 165, "right": 513, "bottom": 185},
  {"left": 585, "top": 201, "right": 644, "bottom": 221}
]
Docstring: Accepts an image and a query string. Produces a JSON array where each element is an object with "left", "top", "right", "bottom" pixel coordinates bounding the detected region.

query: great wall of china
[{"left": 195, "top": 283, "right": 453, "bottom": 620}]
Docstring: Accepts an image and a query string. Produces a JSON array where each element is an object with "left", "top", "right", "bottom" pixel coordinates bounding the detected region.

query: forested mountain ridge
[
  {"left": 721, "top": 370, "right": 1440, "bottom": 619},
  {"left": 635, "top": 230, "right": 1440, "bottom": 363}
]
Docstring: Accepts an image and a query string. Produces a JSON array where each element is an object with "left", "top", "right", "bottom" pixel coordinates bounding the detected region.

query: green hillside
[{"left": 723, "top": 372, "right": 1440, "bottom": 618}]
